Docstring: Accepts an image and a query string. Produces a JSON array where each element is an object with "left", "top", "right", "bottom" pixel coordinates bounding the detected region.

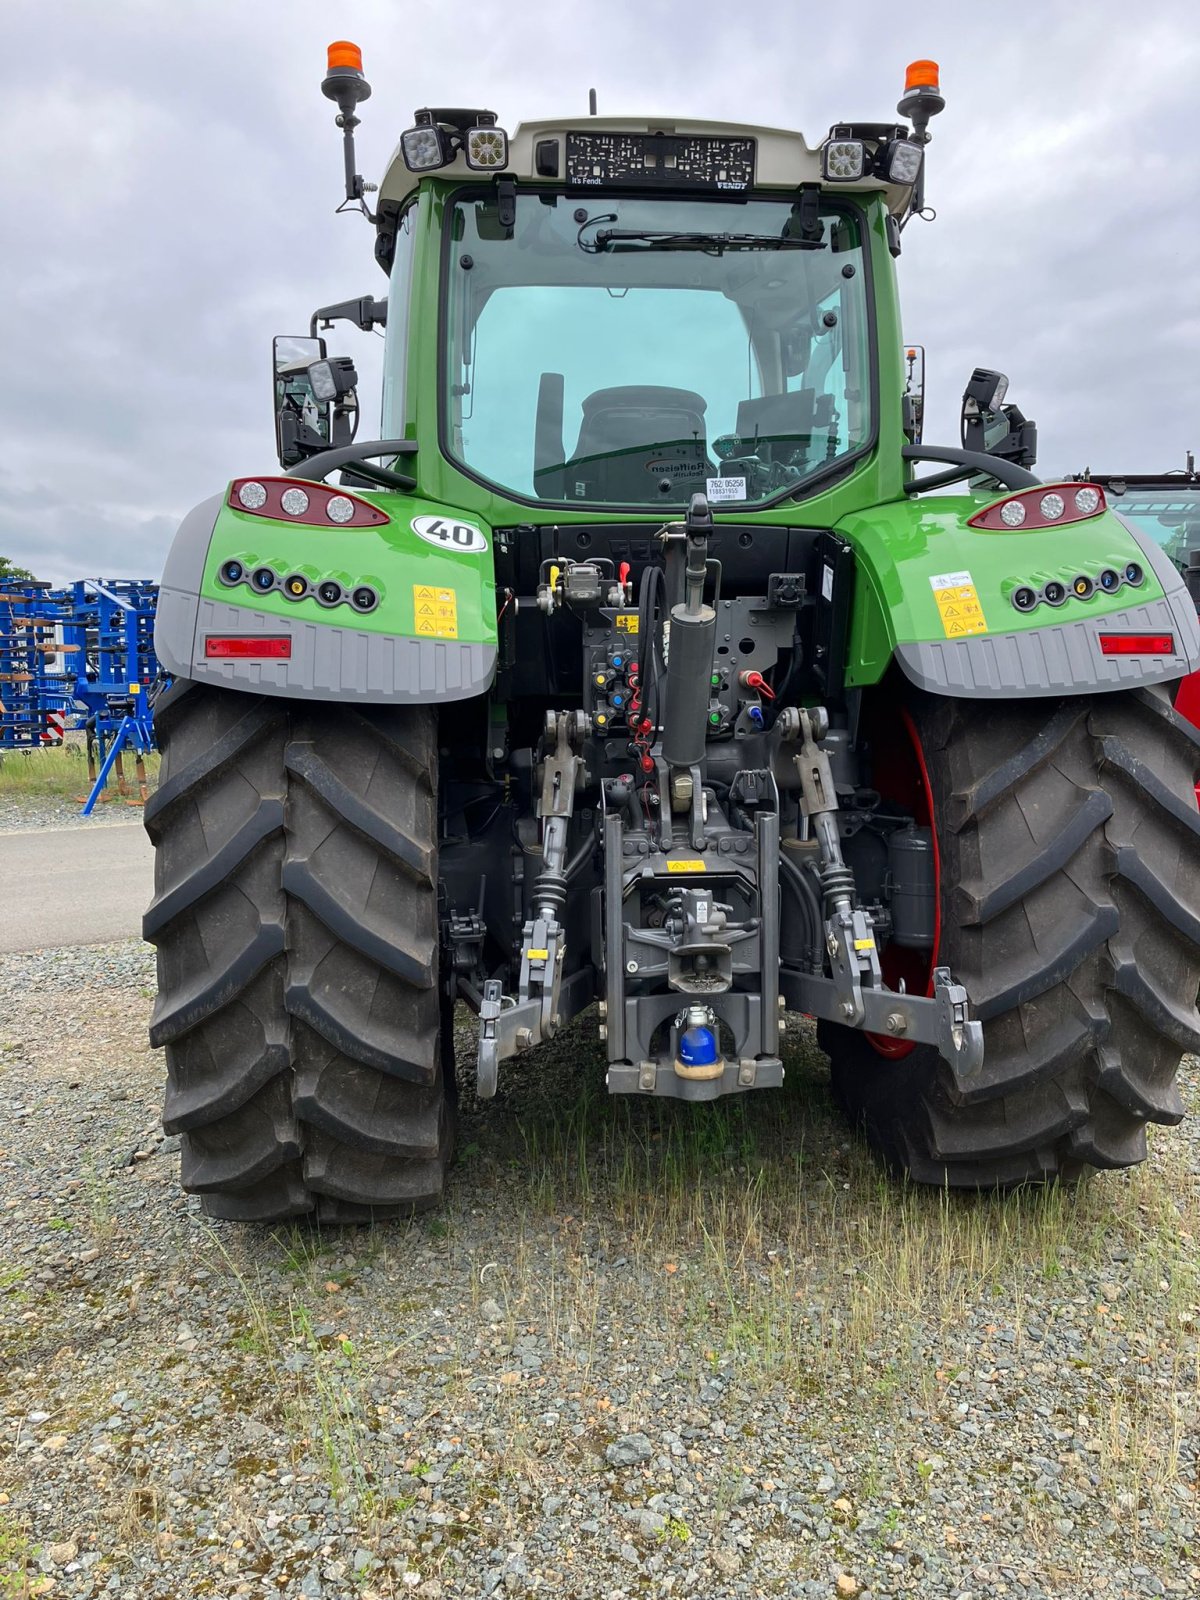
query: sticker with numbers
[
  {"left": 411, "top": 514, "right": 488, "bottom": 554},
  {"left": 930, "top": 570, "right": 988, "bottom": 638},
  {"left": 412, "top": 584, "right": 459, "bottom": 639},
  {"left": 706, "top": 475, "right": 747, "bottom": 503}
]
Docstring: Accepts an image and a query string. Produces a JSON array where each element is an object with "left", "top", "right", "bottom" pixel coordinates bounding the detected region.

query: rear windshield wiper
[{"left": 584, "top": 228, "right": 825, "bottom": 255}]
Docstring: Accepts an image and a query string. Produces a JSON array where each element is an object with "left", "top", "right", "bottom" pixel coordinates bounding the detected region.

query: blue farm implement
[
  {"left": 0, "top": 578, "right": 162, "bottom": 811},
  {"left": 0, "top": 583, "right": 76, "bottom": 751}
]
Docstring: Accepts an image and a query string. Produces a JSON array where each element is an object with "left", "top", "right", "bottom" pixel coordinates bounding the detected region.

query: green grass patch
[
  {"left": 0, "top": 742, "right": 159, "bottom": 801},
  {"left": 0, "top": 1510, "right": 39, "bottom": 1596}
]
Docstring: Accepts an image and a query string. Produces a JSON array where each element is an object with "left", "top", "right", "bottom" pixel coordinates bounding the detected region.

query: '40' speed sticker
[{"left": 411, "top": 514, "right": 488, "bottom": 554}]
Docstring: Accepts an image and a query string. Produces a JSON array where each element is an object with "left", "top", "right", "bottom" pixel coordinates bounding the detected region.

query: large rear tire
[
  {"left": 144, "top": 681, "right": 454, "bottom": 1222},
  {"left": 820, "top": 686, "right": 1200, "bottom": 1187}
]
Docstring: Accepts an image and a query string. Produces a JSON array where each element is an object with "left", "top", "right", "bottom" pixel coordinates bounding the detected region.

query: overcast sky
[{"left": 3, "top": 1, "right": 1198, "bottom": 582}]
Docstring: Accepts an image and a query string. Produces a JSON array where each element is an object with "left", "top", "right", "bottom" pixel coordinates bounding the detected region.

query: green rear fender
[
  {"left": 837, "top": 493, "right": 1200, "bottom": 698},
  {"left": 154, "top": 482, "right": 498, "bottom": 704}
]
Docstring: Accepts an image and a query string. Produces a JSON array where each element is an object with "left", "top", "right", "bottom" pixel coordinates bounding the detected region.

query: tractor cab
[{"left": 281, "top": 50, "right": 951, "bottom": 526}]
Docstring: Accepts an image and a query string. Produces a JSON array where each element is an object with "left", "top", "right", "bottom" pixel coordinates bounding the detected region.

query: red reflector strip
[
  {"left": 204, "top": 636, "right": 292, "bottom": 659},
  {"left": 1098, "top": 633, "right": 1174, "bottom": 656}
]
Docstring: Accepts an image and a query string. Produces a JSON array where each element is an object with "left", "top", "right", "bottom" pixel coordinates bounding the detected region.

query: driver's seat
[
  {"left": 571, "top": 385, "right": 709, "bottom": 461},
  {"left": 566, "top": 386, "right": 711, "bottom": 501}
]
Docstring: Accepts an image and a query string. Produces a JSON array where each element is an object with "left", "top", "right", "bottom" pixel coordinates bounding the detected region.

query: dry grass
[
  {"left": 488, "top": 1023, "right": 1200, "bottom": 1531},
  {"left": 207, "top": 1225, "right": 415, "bottom": 1530},
  {"left": 190, "top": 1023, "right": 1198, "bottom": 1561}
]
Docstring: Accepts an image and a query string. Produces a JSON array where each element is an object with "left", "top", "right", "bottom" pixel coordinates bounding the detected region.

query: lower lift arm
[
  {"left": 477, "top": 710, "right": 593, "bottom": 1096},
  {"left": 775, "top": 705, "right": 983, "bottom": 1085}
]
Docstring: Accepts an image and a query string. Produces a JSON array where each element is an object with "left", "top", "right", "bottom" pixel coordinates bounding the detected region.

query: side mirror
[
  {"left": 274, "top": 335, "right": 326, "bottom": 466},
  {"left": 960, "top": 366, "right": 1037, "bottom": 470},
  {"left": 273, "top": 335, "right": 362, "bottom": 468}
]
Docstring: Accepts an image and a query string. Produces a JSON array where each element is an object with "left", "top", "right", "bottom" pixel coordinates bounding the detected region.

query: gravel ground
[
  {"left": 0, "top": 795, "right": 148, "bottom": 833},
  {"left": 0, "top": 738, "right": 154, "bottom": 832},
  {"left": 1, "top": 939, "right": 1197, "bottom": 1600}
]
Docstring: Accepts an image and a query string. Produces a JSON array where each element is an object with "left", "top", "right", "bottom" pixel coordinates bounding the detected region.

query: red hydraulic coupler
[{"left": 737, "top": 669, "right": 775, "bottom": 700}]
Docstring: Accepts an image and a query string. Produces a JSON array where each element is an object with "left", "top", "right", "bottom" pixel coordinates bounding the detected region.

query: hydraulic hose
[
  {"left": 778, "top": 849, "right": 822, "bottom": 971},
  {"left": 636, "top": 564, "right": 667, "bottom": 734}
]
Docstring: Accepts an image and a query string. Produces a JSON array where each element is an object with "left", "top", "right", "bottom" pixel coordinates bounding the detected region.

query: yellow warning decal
[
  {"left": 667, "top": 859, "right": 706, "bottom": 873},
  {"left": 930, "top": 570, "right": 988, "bottom": 639},
  {"left": 527, "top": 948, "right": 549, "bottom": 961},
  {"left": 853, "top": 938, "right": 876, "bottom": 950},
  {"left": 412, "top": 584, "right": 458, "bottom": 639},
  {"left": 615, "top": 613, "right": 639, "bottom": 633}
]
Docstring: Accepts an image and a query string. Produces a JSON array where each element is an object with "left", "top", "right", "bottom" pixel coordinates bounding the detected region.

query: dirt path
[{"left": 0, "top": 824, "right": 152, "bottom": 952}]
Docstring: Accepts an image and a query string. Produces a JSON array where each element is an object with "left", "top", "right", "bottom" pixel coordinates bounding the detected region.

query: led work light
[
  {"left": 822, "top": 137, "right": 865, "bottom": 181},
  {"left": 401, "top": 114, "right": 452, "bottom": 172},
  {"left": 307, "top": 361, "right": 341, "bottom": 401},
  {"left": 401, "top": 109, "right": 510, "bottom": 173},
  {"left": 465, "top": 115, "right": 509, "bottom": 170},
  {"left": 883, "top": 138, "right": 924, "bottom": 186}
]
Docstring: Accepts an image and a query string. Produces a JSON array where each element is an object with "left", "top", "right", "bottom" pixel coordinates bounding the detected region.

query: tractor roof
[{"left": 377, "top": 115, "right": 919, "bottom": 215}]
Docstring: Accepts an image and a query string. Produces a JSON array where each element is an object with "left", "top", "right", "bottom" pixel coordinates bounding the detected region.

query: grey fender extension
[{"left": 896, "top": 589, "right": 1200, "bottom": 698}]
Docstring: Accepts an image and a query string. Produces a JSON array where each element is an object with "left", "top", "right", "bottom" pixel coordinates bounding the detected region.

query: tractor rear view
[{"left": 144, "top": 48, "right": 1200, "bottom": 1220}]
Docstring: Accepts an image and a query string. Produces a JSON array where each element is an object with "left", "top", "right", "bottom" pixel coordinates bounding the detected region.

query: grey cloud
[{"left": 1, "top": 0, "right": 1197, "bottom": 580}]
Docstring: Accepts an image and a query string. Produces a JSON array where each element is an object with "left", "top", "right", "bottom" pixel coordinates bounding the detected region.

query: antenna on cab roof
[{"left": 589, "top": 88, "right": 598, "bottom": 116}]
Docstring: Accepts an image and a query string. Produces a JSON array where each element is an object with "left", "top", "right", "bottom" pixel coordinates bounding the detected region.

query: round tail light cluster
[
  {"left": 970, "top": 481, "right": 1108, "bottom": 532},
  {"left": 228, "top": 477, "right": 389, "bottom": 528}
]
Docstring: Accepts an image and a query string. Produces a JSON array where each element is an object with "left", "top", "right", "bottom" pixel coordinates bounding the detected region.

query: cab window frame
[{"left": 435, "top": 185, "right": 880, "bottom": 514}]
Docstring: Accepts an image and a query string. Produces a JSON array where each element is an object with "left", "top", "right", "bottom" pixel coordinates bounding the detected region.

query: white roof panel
[{"left": 378, "top": 114, "right": 914, "bottom": 214}]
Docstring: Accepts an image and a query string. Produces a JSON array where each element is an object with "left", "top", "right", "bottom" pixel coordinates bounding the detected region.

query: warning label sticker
[
  {"left": 666, "top": 859, "right": 706, "bottom": 873},
  {"left": 412, "top": 584, "right": 459, "bottom": 639},
  {"left": 929, "top": 570, "right": 988, "bottom": 639},
  {"left": 614, "top": 613, "right": 639, "bottom": 633}
]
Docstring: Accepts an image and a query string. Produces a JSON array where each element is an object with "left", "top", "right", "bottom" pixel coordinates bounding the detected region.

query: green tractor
[{"left": 144, "top": 47, "right": 1200, "bottom": 1220}]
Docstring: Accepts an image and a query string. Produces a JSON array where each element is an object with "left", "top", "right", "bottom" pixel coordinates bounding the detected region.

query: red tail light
[
  {"left": 969, "top": 482, "right": 1107, "bottom": 532},
  {"left": 228, "top": 477, "right": 388, "bottom": 528},
  {"left": 204, "top": 636, "right": 292, "bottom": 659},
  {"left": 1098, "top": 633, "right": 1174, "bottom": 656}
]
